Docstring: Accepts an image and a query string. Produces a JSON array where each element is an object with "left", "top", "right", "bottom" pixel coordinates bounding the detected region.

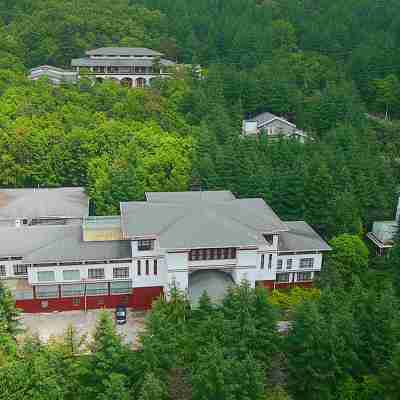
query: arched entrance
[
  {"left": 188, "top": 270, "right": 234, "bottom": 307},
  {"left": 121, "top": 77, "right": 133, "bottom": 88},
  {"left": 135, "top": 77, "right": 146, "bottom": 88}
]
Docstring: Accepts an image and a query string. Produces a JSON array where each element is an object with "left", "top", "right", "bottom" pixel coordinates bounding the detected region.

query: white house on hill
[{"left": 242, "top": 112, "right": 307, "bottom": 141}]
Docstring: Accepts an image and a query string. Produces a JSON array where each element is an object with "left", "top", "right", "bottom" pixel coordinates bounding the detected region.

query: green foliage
[
  {"left": 0, "top": 281, "right": 21, "bottom": 338},
  {"left": 320, "top": 234, "right": 369, "bottom": 288}
]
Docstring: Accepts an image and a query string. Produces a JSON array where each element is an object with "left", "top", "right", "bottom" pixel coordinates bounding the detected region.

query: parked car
[{"left": 115, "top": 305, "right": 127, "bottom": 324}]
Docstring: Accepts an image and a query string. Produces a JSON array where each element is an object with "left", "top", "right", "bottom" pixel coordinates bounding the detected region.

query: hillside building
[
  {"left": 0, "top": 190, "right": 330, "bottom": 313},
  {"left": 71, "top": 47, "right": 176, "bottom": 87},
  {"left": 242, "top": 112, "right": 307, "bottom": 141},
  {"left": 367, "top": 196, "right": 399, "bottom": 256},
  {"left": 29, "top": 47, "right": 176, "bottom": 87}
]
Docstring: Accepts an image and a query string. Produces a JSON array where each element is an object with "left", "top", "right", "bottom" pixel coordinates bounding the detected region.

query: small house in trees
[
  {"left": 367, "top": 197, "right": 399, "bottom": 256},
  {"left": 242, "top": 112, "right": 307, "bottom": 141},
  {"left": 0, "top": 190, "right": 330, "bottom": 313}
]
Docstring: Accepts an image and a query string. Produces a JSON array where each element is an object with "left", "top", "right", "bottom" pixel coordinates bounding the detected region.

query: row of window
[
  {"left": 276, "top": 271, "right": 318, "bottom": 283},
  {"left": 261, "top": 256, "right": 314, "bottom": 270},
  {"left": 92, "top": 66, "right": 158, "bottom": 74},
  {"left": 36, "top": 267, "right": 131, "bottom": 282},
  {"left": 35, "top": 281, "right": 132, "bottom": 299},
  {"left": 188, "top": 248, "right": 237, "bottom": 261},
  {"left": 137, "top": 259, "right": 158, "bottom": 276},
  {"left": 277, "top": 258, "right": 314, "bottom": 270}
]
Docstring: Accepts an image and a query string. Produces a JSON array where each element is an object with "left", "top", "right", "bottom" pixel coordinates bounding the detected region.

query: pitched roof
[
  {"left": 86, "top": 47, "right": 163, "bottom": 56},
  {"left": 247, "top": 112, "right": 278, "bottom": 124},
  {"left": 19, "top": 224, "right": 131, "bottom": 264},
  {"left": 145, "top": 190, "right": 236, "bottom": 203},
  {"left": 279, "top": 221, "right": 331, "bottom": 252},
  {"left": 71, "top": 57, "right": 175, "bottom": 68},
  {"left": 0, "top": 187, "right": 89, "bottom": 220},
  {"left": 247, "top": 112, "right": 296, "bottom": 128},
  {"left": 121, "top": 192, "right": 289, "bottom": 249},
  {"left": 370, "top": 221, "right": 397, "bottom": 244}
]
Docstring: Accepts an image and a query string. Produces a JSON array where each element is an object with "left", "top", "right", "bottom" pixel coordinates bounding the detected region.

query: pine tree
[{"left": 0, "top": 281, "right": 21, "bottom": 338}]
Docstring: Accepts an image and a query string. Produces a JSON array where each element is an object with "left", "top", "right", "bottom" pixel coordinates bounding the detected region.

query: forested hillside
[{"left": 1, "top": 1, "right": 400, "bottom": 399}]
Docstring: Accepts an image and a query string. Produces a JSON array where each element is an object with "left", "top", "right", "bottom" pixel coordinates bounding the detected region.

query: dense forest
[{"left": 1, "top": 0, "right": 400, "bottom": 398}]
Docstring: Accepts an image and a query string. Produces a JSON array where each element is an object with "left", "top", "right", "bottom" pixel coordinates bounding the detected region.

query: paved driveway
[{"left": 20, "top": 309, "right": 146, "bottom": 347}]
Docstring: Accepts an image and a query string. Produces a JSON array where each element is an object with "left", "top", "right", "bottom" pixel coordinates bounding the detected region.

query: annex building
[{"left": 0, "top": 189, "right": 330, "bottom": 313}]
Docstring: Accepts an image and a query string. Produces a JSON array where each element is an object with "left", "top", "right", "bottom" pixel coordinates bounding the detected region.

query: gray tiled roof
[
  {"left": 71, "top": 58, "right": 175, "bottom": 68},
  {"left": 371, "top": 221, "right": 397, "bottom": 244},
  {"left": 0, "top": 187, "right": 89, "bottom": 220},
  {"left": 247, "top": 112, "right": 278, "bottom": 124},
  {"left": 279, "top": 221, "right": 331, "bottom": 252},
  {"left": 86, "top": 47, "right": 163, "bottom": 57},
  {"left": 17, "top": 224, "right": 131, "bottom": 264},
  {"left": 145, "top": 190, "right": 236, "bottom": 203},
  {"left": 0, "top": 225, "right": 67, "bottom": 258},
  {"left": 121, "top": 193, "right": 289, "bottom": 249}
]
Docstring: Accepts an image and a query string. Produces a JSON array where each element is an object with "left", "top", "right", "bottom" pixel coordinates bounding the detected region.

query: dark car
[{"left": 115, "top": 305, "right": 127, "bottom": 325}]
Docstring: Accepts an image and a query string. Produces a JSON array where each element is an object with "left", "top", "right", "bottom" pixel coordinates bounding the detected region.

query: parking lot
[{"left": 20, "top": 309, "right": 147, "bottom": 347}]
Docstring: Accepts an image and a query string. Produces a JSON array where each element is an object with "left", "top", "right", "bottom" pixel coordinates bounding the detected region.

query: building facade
[
  {"left": 71, "top": 47, "right": 176, "bottom": 87},
  {"left": 0, "top": 190, "right": 330, "bottom": 313},
  {"left": 242, "top": 112, "right": 307, "bottom": 141}
]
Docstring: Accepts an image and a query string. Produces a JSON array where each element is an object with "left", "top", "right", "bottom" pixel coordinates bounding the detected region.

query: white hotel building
[{"left": 0, "top": 189, "right": 330, "bottom": 312}]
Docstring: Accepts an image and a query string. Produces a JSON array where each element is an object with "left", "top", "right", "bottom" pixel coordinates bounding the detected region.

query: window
[
  {"left": 85, "top": 282, "right": 108, "bottom": 296},
  {"left": 0, "top": 265, "right": 6, "bottom": 277},
  {"left": 73, "top": 298, "right": 80, "bottom": 306},
  {"left": 277, "top": 259, "right": 283, "bottom": 270},
  {"left": 61, "top": 284, "right": 84, "bottom": 298},
  {"left": 111, "top": 280, "right": 132, "bottom": 294},
  {"left": 223, "top": 248, "right": 230, "bottom": 259},
  {"left": 88, "top": 268, "right": 104, "bottom": 280},
  {"left": 261, "top": 255, "right": 265, "bottom": 269},
  {"left": 300, "top": 258, "right": 314, "bottom": 269},
  {"left": 36, "top": 285, "right": 59, "bottom": 299},
  {"left": 276, "top": 273, "right": 290, "bottom": 283},
  {"left": 297, "top": 271, "right": 312, "bottom": 282},
  {"left": 113, "top": 267, "right": 129, "bottom": 279},
  {"left": 37, "top": 271, "right": 55, "bottom": 282},
  {"left": 189, "top": 248, "right": 237, "bottom": 261},
  {"left": 138, "top": 240, "right": 154, "bottom": 251},
  {"left": 137, "top": 260, "right": 141, "bottom": 276},
  {"left": 286, "top": 259, "right": 293, "bottom": 269},
  {"left": 268, "top": 254, "right": 272, "bottom": 270},
  {"left": 13, "top": 264, "right": 28, "bottom": 276},
  {"left": 264, "top": 234, "right": 273, "bottom": 245},
  {"left": 145, "top": 260, "right": 150, "bottom": 275},
  {"left": 154, "top": 259, "right": 158, "bottom": 275},
  {"left": 63, "top": 270, "right": 80, "bottom": 281}
]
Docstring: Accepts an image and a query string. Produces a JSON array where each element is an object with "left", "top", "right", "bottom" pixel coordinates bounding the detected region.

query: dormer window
[
  {"left": 264, "top": 234, "right": 274, "bottom": 245},
  {"left": 138, "top": 239, "right": 154, "bottom": 251}
]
